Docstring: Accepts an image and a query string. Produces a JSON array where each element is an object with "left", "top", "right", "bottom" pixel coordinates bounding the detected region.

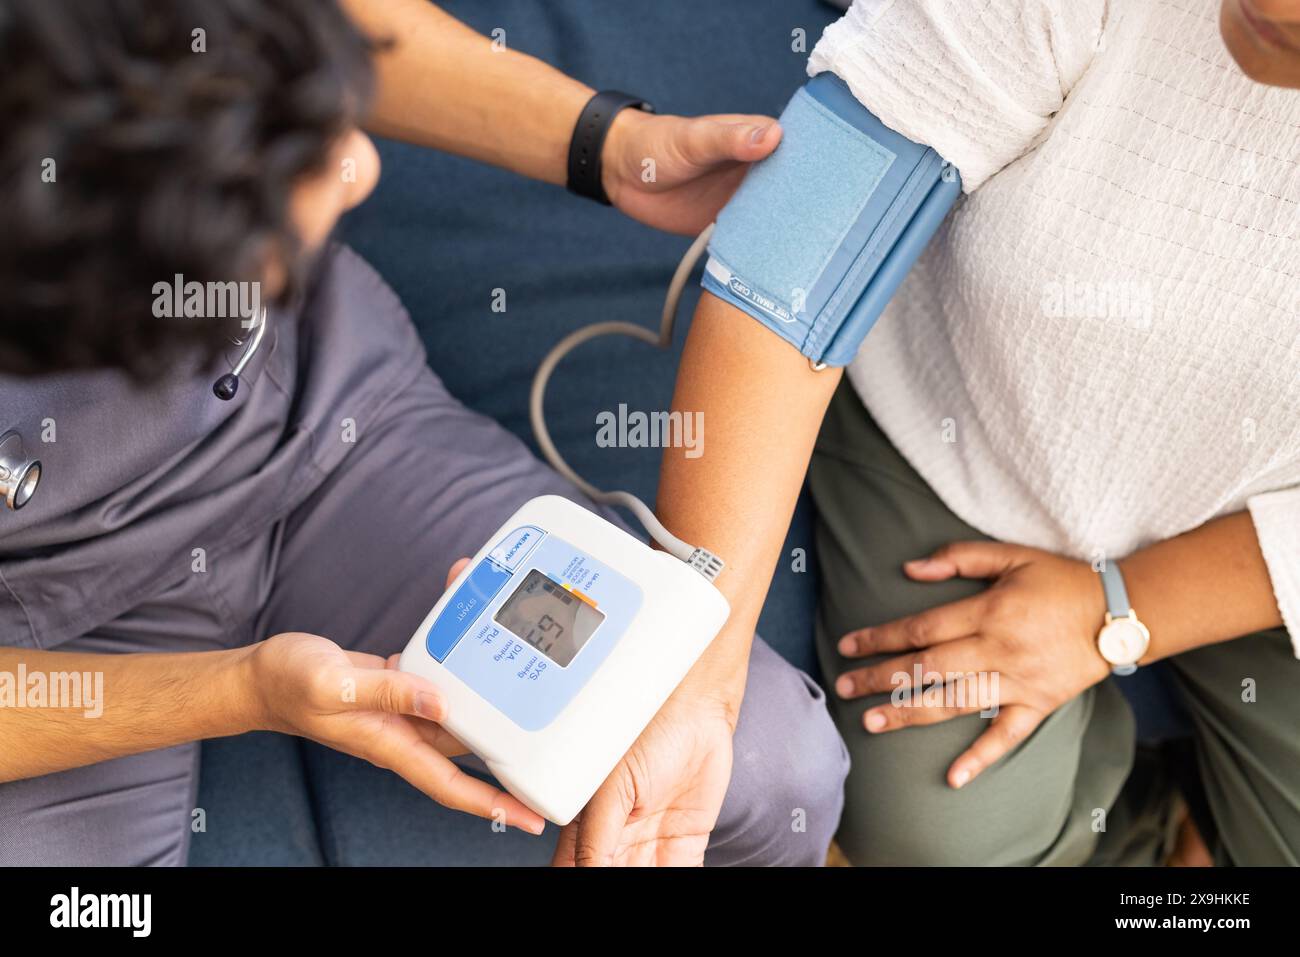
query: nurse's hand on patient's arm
[
  {"left": 600, "top": 109, "right": 781, "bottom": 235},
  {"left": 835, "top": 511, "right": 1283, "bottom": 789},
  {"left": 345, "top": 0, "right": 780, "bottom": 236}
]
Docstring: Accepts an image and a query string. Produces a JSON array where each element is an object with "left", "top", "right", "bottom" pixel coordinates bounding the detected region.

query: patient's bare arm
[
  {"left": 656, "top": 291, "right": 842, "bottom": 718},
  {"left": 548, "top": 293, "right": 840, "bottom": 865}
]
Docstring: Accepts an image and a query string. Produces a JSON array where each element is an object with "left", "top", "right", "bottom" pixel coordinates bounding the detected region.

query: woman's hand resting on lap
[{"left": 834, "top": 541, "right": 1112, "bottom": 789}]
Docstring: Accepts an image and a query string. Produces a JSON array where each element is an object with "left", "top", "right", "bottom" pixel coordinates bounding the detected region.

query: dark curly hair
[{"left": 0, "top": 0, "right": 377, "bottom": 379}]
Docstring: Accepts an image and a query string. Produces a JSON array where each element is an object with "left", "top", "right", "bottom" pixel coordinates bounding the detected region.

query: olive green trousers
[{"left": 810, "top": 383, "right": 1300, "bottom": 866}]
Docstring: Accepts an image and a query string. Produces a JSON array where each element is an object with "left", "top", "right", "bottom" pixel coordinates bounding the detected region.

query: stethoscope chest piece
[
  {"left": 213, "top": 307, "right": 269, "bottom": 401},
  {"left": 1, "top": 307, "right": 269, "bottom": 516},
  {"left": 0, "top": 430, "right": 41, "bottom": 511}
]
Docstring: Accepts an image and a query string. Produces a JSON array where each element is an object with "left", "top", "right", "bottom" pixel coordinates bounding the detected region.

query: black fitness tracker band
[{"left": 566, "top": 90, "right": 655, "bottom": 205}]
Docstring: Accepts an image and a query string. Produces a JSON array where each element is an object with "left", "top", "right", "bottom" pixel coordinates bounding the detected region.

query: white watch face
[{"left": 1098, "top": 618, "right": 1150, "bottom": 666}]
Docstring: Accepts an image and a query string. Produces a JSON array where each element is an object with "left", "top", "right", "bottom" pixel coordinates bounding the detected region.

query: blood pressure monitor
[{"left": 399, "top": 495, "right": 730, "bottom": 825}]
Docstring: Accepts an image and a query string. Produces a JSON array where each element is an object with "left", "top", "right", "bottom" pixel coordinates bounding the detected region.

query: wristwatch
[{"left": 1096, "top": 562, "right": 1150, "bottom": 676}]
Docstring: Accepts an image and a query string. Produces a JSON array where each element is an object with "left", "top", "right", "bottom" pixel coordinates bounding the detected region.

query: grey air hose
[{"left": 528, "top": 224, "right": 723, "bottom": 580}]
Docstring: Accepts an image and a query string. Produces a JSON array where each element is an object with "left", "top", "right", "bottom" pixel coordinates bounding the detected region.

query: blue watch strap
[{"left": 1099, "top": 562, "right": 1132, "bottom": 619}]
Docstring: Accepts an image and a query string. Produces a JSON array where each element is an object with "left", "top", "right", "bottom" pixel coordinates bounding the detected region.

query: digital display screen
[{"left": 493, "top": 570, "right": 604, "bottom": 667}]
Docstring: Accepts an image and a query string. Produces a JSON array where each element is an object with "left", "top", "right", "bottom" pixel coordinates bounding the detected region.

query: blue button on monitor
[
  {"left": 425, "top": 558, "right": 514, "bottom": 662},
  {"left": 488, "top": 525, "right": 544, "bottom": 570}
]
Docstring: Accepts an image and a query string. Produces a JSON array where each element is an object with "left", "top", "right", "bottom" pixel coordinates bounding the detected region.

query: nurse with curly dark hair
[{"left": 0, "top": 0, "right": 850, "bottom": 866}]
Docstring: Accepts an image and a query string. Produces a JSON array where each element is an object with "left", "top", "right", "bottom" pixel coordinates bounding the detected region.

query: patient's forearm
[
  {"left": 0, "top": 646, "right": 256, "bottom": 783},
  {"left": 345, "top": 0, "right": 593, "bottom": 185},
  {"left": 657, "top": 293, "right": 842, "bottom": 717},
  {"left": 1124, "top": 511, "right": 1282, "bottom": 663}
]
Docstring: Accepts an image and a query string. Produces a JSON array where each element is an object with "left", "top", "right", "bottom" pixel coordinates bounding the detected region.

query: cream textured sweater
[{"left": 809, "top": 0, "right": 1300, "bottom": 652}]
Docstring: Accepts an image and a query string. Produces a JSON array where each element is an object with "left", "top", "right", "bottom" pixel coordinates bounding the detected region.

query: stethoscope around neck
[{"left": 1, "top": 308, "right": 269, "bottom": 512}]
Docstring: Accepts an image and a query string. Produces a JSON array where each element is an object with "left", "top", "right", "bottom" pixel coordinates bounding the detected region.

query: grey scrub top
[{"left": 0, "top": 244, "right": 428, "bottom": 650}]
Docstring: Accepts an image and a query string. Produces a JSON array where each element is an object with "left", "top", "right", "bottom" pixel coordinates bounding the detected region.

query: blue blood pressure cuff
[{"left": 703, "top": 73, "right": 961, "bottom": 368}]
